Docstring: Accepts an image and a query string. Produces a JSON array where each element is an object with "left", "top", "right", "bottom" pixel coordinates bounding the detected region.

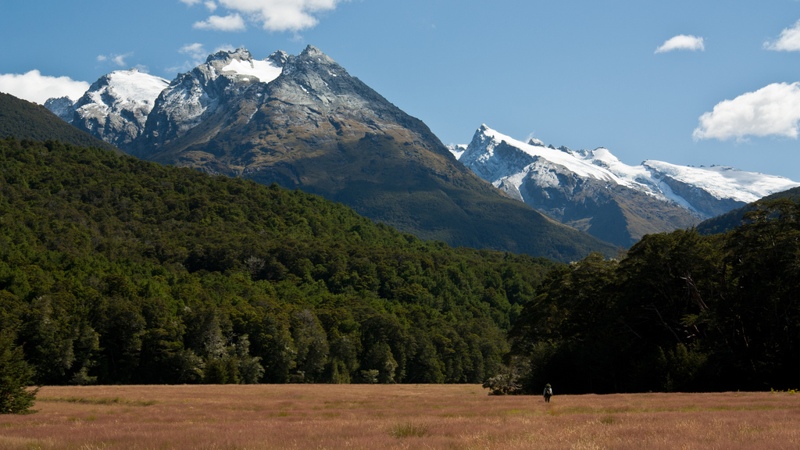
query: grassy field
[{"left": 1, "top": 385, "right": 798, "bottom": 449}]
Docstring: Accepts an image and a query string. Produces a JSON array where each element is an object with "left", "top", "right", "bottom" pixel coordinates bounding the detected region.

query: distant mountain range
[
  {"left": 40, "top": 46, "right": 616, "bottom": 261},
  {"left": 38, "top": 45, "right": 799, "bottom": 252},
  {"left": 451, "top": 126, "right": 800, "bottom": 246}
]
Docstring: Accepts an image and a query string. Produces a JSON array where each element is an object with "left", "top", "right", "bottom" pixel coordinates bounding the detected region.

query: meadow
[{"left": 1, "top": 385, "right": 798, "bottom": 449}]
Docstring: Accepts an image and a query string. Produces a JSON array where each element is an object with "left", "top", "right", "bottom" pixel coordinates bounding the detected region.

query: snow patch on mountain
[
  {"left": 447, "top": 144, "right": 467, "bottom": 160},
  {"left": 221, "top": 59, "right": 282, "bottom": 83},
  {"left": 99, "top": 70, "right": 168, "bottom": 109},
  {"left": 642, "top": 160, "right": 797, "bottom": 204},
  {"left": 75, "top": 70, "right": 168, "bottom": 121}
]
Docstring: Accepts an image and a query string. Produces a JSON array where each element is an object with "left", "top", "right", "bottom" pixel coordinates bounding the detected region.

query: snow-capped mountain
[
  {"left": 45, "top": 69, "right": 168, "bottom": 148},
  {"left": 455, "top": 125, "right": 800, "bottom": 246},
  {"left": 43, "top": 46, "right": 616, "bottom": 261}
]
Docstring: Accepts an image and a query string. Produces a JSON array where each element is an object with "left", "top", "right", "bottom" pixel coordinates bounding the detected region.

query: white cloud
[
  {"left": 97, "top": 52, "right": 133, "bottom": 67},
  {"left": 693, "top": 82, "right": 800, "bottom": 141},
  {"left": 764, "top": 19, "right": 800, "bottom": 51},
  {"left": 0, "top": 70, "right": 89, "bottom": 104},
  {"left": 182, "top": 0, "right": 347, "bottom": 32},
  {"left": 169, "top": 42, "right": 214, "bottom": 74},
  {"left": 180, "top": 42, "right": 208, "bottom": 57},
  {"left": 179, "top": 42, "right": 209, "bottom": 65},
  {"left": 655, "top": 35, "right": 705, "bottom": 54},
  {"left": 193, "top": 13, "right": 246, "bottom": 31}
]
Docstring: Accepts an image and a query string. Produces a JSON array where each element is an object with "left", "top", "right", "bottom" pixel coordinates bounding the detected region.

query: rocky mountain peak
[
  {"left": 43, "top": 96, "right": 75, "bottom": 122},
  {"left": 268, "top": 50, "right": 290, "bottom": 66},
  {"left": 527, "top": 137, "right": 545, "bottom": 147},
  {"left": 300, "top": 45, "right": 332, "bottom": 62},
  {"left": 46, "top": 69, "right": 168, "bottom": 148},
  {"left": 206, "top": 48, "right": 253, "bottom": 65}
]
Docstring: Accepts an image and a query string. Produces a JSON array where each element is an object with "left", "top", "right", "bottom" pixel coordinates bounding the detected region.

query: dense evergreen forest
[
  {"left": 0, "top": 138, "right": 555, "bottom": 385},
  {"left": 3, "top": 136, "right": 798, "bottom": 394},
  {"left": 506, "top": 199, "right": 800, "bottom": 393}
]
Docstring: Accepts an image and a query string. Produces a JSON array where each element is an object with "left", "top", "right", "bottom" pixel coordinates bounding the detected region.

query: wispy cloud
[
  {"left": 193, "top": 13, "right": 246, "bottom": 31},
  {"left": 764, "top": 19, "right": 800, "bottom": 51},
  {"left": 0, "top": 70, "right": 89, "bottom": 104},
  {"left": 97, "top": 52, "right": 134, "bottom": 67},
  {"left": 693, "top": 82, "right": 800, "bottom": 141},
  {"left": 181, "top": 0, "right": 348, "bottom": 33},
  {"left": 655, "top": 35, "right": 705, "bottom": 54},
  {"left": 166, "top": 43, "right": 210, "bottom": 73},
  {"left": 180, "top": 42, "right": 208, "bottom": 61}
]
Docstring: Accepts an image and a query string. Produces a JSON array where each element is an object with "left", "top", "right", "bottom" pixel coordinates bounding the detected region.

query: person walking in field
[{"left": 543, "top": 383, "right": 553, "bottom": 403}]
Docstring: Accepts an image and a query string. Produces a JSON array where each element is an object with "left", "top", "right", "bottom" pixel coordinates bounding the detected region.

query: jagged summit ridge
[
  {"left": 133, "top": 48, "right": 290, "bottom": 152},
  {"left": 131, "top": 44, "right": 454, "bottom": 170},
  {"left": 204, "top": 48, "right": 285, "bottom": 83}
]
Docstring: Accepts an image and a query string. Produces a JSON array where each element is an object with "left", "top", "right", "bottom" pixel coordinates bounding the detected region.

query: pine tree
[{"left": 0, "top": 331, "right": 38, "bottom": 414}]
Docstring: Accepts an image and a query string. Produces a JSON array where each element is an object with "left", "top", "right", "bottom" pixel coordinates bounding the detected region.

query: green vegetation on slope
[
  {"left": 0, "top": 138, "right": 555, "bottom": 385},
  {"left": 697, "top": 186, "right": 800, "bottom": 235},
  {"left": 507, "top": 199, "right": 800, "bottom": 393},
  {"left": 0, "top": 93, "right": 115, "bottom": 151}
]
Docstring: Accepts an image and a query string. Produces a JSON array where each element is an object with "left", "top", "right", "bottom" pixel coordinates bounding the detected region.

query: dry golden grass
[{"left": 1, "top": 385, "right": 798, "bottom": 449}]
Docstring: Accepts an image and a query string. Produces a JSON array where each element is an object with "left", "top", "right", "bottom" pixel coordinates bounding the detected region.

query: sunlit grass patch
[
  {"left": 38, "top": 396, "right": 156, "bottom": 406},
  {"left": 389, "top": 422, "right": 430, "bottom": 438},
  {"left": 0, "top": 436, "right": 55, "bottom": 448},
  {"left": 503, "top": 408, "right": 531, "bottom": 416}
]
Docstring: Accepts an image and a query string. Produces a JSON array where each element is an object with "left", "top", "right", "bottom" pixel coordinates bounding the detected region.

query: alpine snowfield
[
  {"left": 457, "top": 125, "right": 800, "bottom": 210},
  {"left": 221, "top": 58, "right": 283, "bottom": 83}
]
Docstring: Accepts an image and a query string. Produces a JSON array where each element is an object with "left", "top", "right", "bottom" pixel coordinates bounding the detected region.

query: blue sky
[{"left": 2, "top": 0, "right": 800, "bottom": 180}]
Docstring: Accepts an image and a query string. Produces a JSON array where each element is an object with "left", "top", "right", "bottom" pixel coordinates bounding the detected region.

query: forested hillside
[
  {"left": 0, "top": 93, "right": 115, "bottom": 151},
  {"left": 0, "top": 138, "right": 555, "bottom": 385},
  {"left": 697, "top": 186, "right": 800, "bottom": 235},
  {"left": 506, "top": 199, "right": 800, "bottom": 393}
]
